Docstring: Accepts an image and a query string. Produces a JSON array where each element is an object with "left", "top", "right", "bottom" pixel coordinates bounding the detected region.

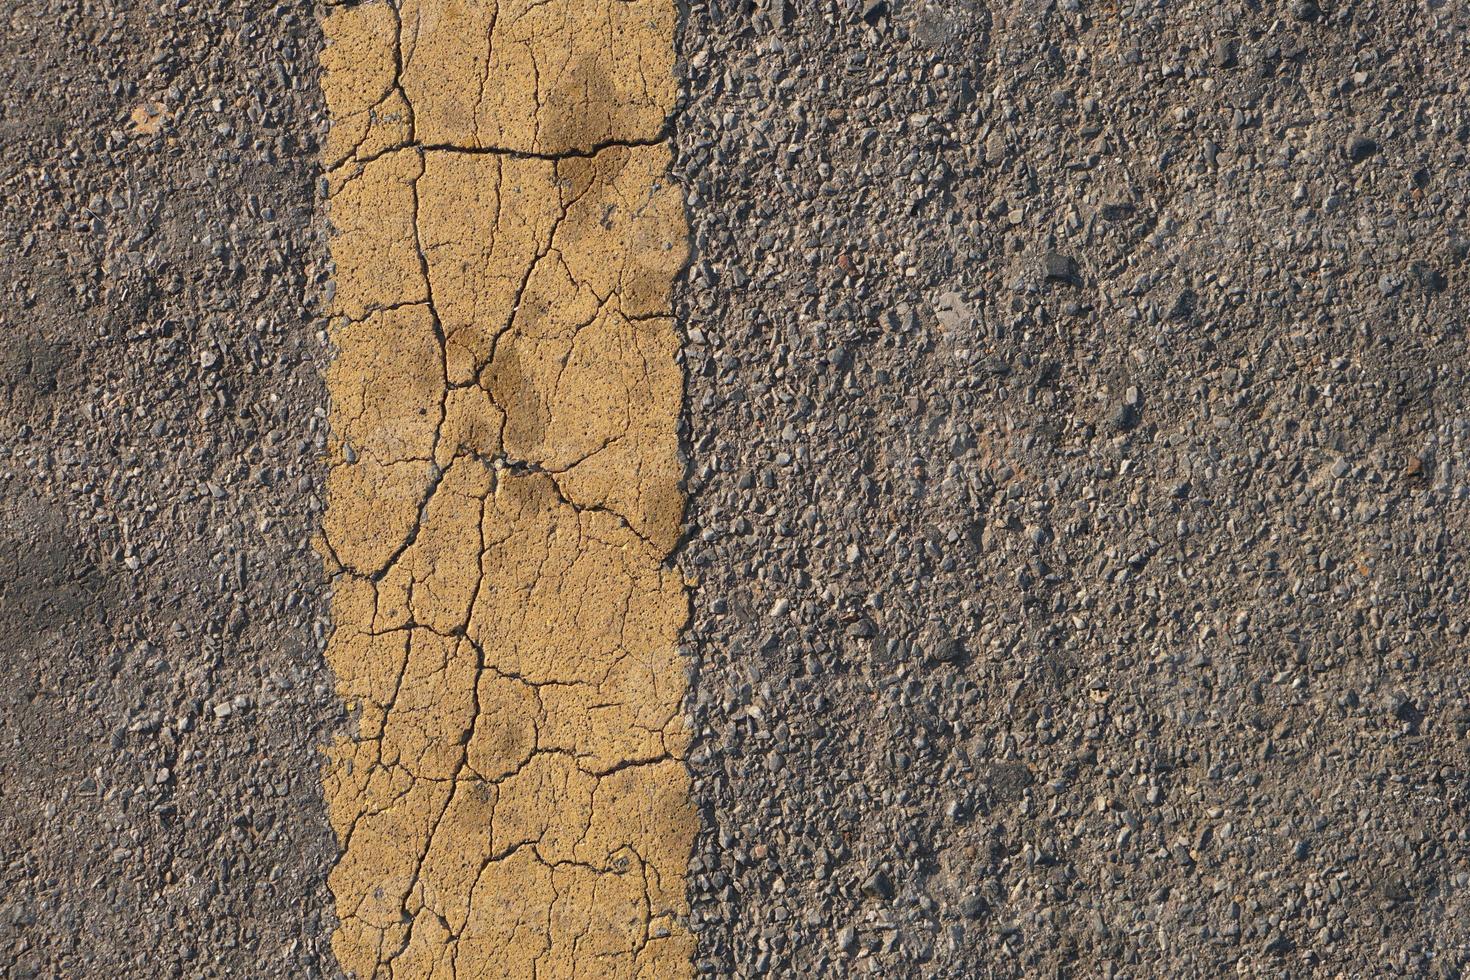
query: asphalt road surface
[{"left": 3, "top": 1, "right": 1469, "bottom": 977}]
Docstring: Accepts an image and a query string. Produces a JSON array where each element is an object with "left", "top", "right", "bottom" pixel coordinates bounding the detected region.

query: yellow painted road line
[{"left": 318, "top": 1, "right": 693, "bottom": 976}]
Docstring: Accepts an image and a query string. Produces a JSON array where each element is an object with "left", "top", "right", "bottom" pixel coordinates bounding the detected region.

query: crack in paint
[{"left": 319, "top": 1, "right": 693, "bottom": 976}]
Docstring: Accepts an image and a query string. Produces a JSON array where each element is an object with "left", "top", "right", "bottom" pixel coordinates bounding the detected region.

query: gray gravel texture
[
  {"left": 0, "top": 2, "right": 339, "bottom": 977},
  {"left": 675, "top": 0, "right": 1470, "bottom": 976}
]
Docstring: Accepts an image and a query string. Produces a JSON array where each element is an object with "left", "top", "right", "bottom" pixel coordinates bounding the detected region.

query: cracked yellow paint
[
  {"left": 319, "top": 1, "right": 692, "bottom": 976},
  {"left": 321, "top": 0, "right": 675, "bottom": 167}
]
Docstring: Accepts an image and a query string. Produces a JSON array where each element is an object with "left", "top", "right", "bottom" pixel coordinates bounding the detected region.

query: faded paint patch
[{"left": 319, "top": 2, "right": 693, "bottom": 976}]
